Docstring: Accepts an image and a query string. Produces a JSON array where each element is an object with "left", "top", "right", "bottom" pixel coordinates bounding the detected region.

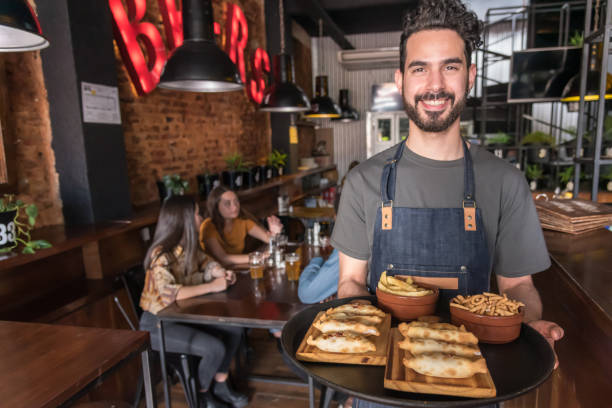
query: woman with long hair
[
  {"left": 200, "top": 186, "right": 283, "bottom": 266},
  {"left": 139, "top": 195, "right": 247, "bottom": 408}
]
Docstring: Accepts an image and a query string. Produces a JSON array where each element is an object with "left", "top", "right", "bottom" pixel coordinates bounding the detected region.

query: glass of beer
[
  {"left": 285, "top": 252, "right": 301, "bottom": 281},
  {"left": 249, "top": 251, "right": 264, "bottom": 279}
]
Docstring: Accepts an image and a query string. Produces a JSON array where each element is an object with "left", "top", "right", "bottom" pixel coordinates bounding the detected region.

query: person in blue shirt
[{"left": 298, "top": 248, "right": 339, "bottom": 303}]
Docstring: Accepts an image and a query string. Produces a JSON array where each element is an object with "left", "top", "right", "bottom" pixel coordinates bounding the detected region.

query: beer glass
[
  {"left": 249, "top": 251, "right": 264, "bottom": 279},
  {"left": 285, "top": 252, "right": 301, "bottom": 281}
]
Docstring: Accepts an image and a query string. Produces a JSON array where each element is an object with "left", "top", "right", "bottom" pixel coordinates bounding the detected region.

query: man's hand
[{"left": 527, "top": 320, "right": 564, "bottom": 369}]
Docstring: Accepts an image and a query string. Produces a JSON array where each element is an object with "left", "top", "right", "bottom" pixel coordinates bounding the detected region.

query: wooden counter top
[{"left": 543, "top": 228, "right": 612, "bottom": 321}]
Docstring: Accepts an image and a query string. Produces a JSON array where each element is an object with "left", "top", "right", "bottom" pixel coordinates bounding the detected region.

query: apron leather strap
[{"left": 379, "top": 140, "right": 479, "bottom": 232}]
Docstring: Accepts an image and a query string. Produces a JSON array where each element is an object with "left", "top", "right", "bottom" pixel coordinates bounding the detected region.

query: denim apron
[
  {"left": 369, "top": 140, "right": 491, "bottom": 307},
  {"left": 356, "top": 141, "right": 494, "bottom": 408}
]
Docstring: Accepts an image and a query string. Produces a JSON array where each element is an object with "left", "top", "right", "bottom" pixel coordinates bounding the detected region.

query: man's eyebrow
[
  {"left": 407, "top": 60, "right": 427, "bottom": 68},
  {"left": 443, "top": 58, "right": 463, "bottom": 65}
]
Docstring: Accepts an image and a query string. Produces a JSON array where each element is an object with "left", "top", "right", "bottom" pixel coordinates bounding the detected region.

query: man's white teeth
[{"left": 424, "top": 99, "right": 446, "bottom": 106}]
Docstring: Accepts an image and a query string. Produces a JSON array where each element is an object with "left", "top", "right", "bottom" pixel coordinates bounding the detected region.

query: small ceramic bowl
[
  {"left": 450, "top": 305, "right": 524, "bottom": 344},
  {"left": 376, "top": 284, "right": 439, "bottom": 321}
]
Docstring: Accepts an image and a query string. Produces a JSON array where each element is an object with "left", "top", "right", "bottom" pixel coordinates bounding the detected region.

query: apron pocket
[{"left": 385, "top": 263, "right": 468, "bottom": 292}]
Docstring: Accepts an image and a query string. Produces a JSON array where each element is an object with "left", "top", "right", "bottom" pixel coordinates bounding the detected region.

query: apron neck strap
[{"left": 380, "top": 139, "right": 477, "bottom": 205}]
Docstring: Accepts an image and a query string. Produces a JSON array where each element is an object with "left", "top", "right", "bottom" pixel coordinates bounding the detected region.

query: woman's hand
[
  {"left": 267, "top": 215, "right": 283, "bottom": 236},
  {"left": 225, "top": 270, "right": 237, "bottom": 285},
  {"left": 210, "top": 263, "right": 227, "bottom": 278},
  {"left": 208, "top": 277, "right": 229, "bottom": 293}
]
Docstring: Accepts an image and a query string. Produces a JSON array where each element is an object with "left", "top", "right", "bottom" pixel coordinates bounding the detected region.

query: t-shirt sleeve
[
  {"left": 244, "top": 218, "right": 257, "bottom": 232},
  {"left": 494, "top": 171, "right": 551, "bottom": 277},
  {"left": 331, "top": 171, "right": 370, "bottom": 260}
]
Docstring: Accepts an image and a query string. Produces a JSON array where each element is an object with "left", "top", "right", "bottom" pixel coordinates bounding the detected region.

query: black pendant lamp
[
  {"left": 305, "top": 20, "right": 341, "bottom": 119},
  {"left": 260, "top": 0, "right": 310, "bottom": 112},
  {"left": 158, "top": 0, "right": 242, "bottom": 92},
  {"left": 332, "top": 89, "right": 359, "bottom": 122},
  {"left": 0, "top": 0, "right": 49, "bottom": 52}
]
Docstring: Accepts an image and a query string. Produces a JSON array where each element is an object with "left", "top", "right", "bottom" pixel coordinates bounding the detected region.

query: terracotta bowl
[
  {"left": 450, "top": 305, "right": 524, "bottom": 344},
  {"left": 376, "top": 284, "right": 439, "bottom": 321}
]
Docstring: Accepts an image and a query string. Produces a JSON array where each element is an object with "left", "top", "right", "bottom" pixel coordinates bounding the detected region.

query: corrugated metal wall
[{"left": 311, "top": 32, "right": 401, "bottom": 180}]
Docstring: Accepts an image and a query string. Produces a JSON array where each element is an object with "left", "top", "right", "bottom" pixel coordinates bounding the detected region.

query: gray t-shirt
[{"left": 331, "top": 143, "right": 551, "bottom": 278}]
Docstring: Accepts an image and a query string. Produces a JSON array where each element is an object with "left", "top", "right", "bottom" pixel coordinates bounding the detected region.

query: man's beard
[{"left": 404, "top": 88, "right": 468, "bottom": 133}]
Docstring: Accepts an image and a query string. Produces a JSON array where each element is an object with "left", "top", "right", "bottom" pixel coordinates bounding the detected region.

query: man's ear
[
  {"left": 467, "top": 63, "right": 477, "bottom": 93},
  {"left": 394, "top": 69, "right": 403, "bottom": 95}
]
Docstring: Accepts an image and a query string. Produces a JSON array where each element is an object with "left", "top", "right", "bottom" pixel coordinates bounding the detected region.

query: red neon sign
[
  {"left": 224, "top": 4, "right": 248, "bottom": 85},
  {"left": 109, "top": 0, "right": 167, "bottom": 95},
  {"left": 248, "top": 48, "right": 270, "bottom": 104},
  {"left": 110, "top": 0, "right": 268, "bottom": 101}
]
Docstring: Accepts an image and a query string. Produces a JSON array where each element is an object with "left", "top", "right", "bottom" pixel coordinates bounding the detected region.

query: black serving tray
[{"left": 281, "top": 296, "right": 555, "bottom": 407}]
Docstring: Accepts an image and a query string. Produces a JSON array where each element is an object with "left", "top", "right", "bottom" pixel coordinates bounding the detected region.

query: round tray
[{"left": 281, "top": 297, "right": 555, "bottom": 407}]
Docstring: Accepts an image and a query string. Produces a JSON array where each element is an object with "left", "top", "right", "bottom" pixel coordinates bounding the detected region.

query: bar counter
[{"left": 505, "top": 227, "right": 612, "bottom": 407}]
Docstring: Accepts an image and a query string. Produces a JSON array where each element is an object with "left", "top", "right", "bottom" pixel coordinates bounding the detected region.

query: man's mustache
[{"left": 414, "top": 91, "right": 455, "bottom": 104}]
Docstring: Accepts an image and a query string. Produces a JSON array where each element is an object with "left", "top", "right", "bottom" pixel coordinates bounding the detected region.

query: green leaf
[
  {"left": 31, "top": 240, "right": 52, "bottom": 249},
  {"left": 0, "top": 247, "right": 12, "bottom": 253},
  {"left": 22, "top": 246, "right": 35, "bottom": 254},
  {"left": 25, "top": 204, "right": 38, "bottom": 219}
]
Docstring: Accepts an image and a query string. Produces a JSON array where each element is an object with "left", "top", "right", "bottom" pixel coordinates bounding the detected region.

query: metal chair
[{"left": 113, "top": 265, "right": 200, "bottom": 408}]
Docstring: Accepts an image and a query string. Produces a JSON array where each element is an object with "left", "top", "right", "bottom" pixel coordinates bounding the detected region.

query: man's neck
[{"left": 406, "top": 120, "right": 465, "bottom": 161}]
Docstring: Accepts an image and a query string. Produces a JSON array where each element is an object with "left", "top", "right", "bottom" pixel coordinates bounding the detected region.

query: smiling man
[{"left": 331, "top": 1, "right": 563, "bottom": 406}]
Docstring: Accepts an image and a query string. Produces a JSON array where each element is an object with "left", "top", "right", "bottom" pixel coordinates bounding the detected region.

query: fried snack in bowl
[
  {"left": 449, "top": 293, "right": 525, "bottom": 344},
  {"left": 376, "top": 272, "right": 439, "bottom": 321}
]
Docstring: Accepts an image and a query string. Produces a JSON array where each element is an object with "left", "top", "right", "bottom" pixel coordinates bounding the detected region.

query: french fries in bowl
[
  {"left": 376, "top": 272, "right": 439, "bottom": 321},
  {"left": 450, "top": 292, "right": 525, "bottom": 344}
]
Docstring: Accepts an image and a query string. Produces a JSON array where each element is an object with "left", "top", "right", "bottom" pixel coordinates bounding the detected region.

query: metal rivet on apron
[
  {"left": 468, "top": 224, "right": 473, "bottom": 228},
  {"left": 461, "top": 266, "right": 467, "bottom": 272},
  {"left": 385, "top": 214, "right": 388, "bottom": 219},
  {"left": 384, "top": 223, "right": 388, "bottom": 227},
  {"left": 388, "top": 264, "right": 394, "bottom": 269},
  {"left": 468, "top": 215, "right": 472, "bottom": 220}
]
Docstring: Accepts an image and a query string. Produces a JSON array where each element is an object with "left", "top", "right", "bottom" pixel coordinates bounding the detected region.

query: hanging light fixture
[
  {"left": 0, "top": 0, "right": 49, "bottom": 52},
  {"left": 305, "top": 19, "right": 341, "bottom": 119},
  {"left": 260, "top": 0, "right": 310, "bottom": 112},
  {"left": 158, "top": 0, "right": 243, "bottom": 92},
  {"left": 332, "top": 89, "right": 359, "bottom": 122}
]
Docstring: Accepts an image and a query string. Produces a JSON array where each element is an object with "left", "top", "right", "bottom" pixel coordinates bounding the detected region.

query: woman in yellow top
[
  {"left": 139, "top": 195, "right": 247, "bottom": 408},
  {"left": 200, "top": 186, "right": 283, "bottom": 266}
]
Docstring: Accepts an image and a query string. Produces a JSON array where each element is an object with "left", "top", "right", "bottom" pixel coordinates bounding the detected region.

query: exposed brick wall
[
  {"left": 116, "top": 0, "right": 271, "bottom": 206},
  {"left": 0, "top": 52, "right": 63, "bottom": 227}
]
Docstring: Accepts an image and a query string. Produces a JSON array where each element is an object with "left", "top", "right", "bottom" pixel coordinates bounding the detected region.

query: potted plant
[
  {"left": 556, "top": 166, "right": 575, "bottom": 192},
  {"left": 157, "top": 174, "right": 189, "bottom": 201},
  {"left": 486, "top": 131, "right": 512, "bottom": 159},
  {"left": 223, "top": 152, "right": 248, "bottom": 190},
  {"left": 600, "top": 166, "right": 612, "bottom": 192},
  {"left": 265, "top": 149, "right": 287, "bottom": 180},
  {"left": 521, "top": 131, "right": 555, "bottom": 163},
  {"left": 0, "top": 195, "right": 52, "bottom": 254},
  {"left": 525, "top": 164, "right": 544, "bottom": 191},
  {"left": 197, "top": 171, "right": 220, "bottom": 199}
]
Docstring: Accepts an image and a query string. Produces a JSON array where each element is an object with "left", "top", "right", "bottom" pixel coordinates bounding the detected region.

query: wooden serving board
[
  {"left": 384, "top": 328, "right": 497, "bottom": 398},
  {"left": 296, "top": 311, "right": 391, "bottom": 366}
]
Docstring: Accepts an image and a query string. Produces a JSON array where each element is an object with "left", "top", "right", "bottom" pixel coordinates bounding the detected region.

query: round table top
[{"left": 281, "top": 297, "right": 555, "bottom": 407}]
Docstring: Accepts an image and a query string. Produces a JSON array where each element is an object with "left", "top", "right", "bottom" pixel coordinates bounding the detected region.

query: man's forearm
[
  {"left": 501, "top": 281, "right": 543, "bottom": 323},
  {"left": 337, "top": 278, "right": 370, "bottom": 298}
]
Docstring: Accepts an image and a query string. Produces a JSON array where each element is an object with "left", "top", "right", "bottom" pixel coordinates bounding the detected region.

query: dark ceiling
[{"left": 287, "top": 0, "right": 417, "bottom": 49}]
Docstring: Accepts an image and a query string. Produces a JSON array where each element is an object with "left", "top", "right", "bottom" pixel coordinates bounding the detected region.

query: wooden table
[
  {"left": 0, "top": 321, "right": 155, "bottom": 408},
  {"left": 156, "top": 243, "right": 331, "bottom": 408}
]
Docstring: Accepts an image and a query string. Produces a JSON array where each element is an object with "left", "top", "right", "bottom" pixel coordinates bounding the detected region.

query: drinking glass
[
  {"left": 285, "top": 252, "right": 301, "bottom": 281},
  {"left": 249, "top": 251, "right": 264, "bottom": 279}
]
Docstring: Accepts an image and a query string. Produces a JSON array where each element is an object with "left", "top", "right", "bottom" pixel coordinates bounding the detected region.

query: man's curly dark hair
[{"left": 399, "top": 0, "right": 483, "bottom": 72}]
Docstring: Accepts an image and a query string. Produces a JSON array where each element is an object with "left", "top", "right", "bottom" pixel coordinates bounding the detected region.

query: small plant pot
[
  {"left": 486, "top": 144, "right": 509, "bottom": 159},
  {"left": 600, "top": 178, "right": 612, "bottom": 192},
  {"left": 253, "top": 165, "right": 265, "bottom": 185},
  {"left": 526, "top": 146, "right": 551, "bottom": 163},
  {"left": 0, "top": 210, "right": 17, "bottom": 251},
  {"left": 264, "top": 165, "right": 279, "bottom": 181},
  {"left": 277, "top": 165, "right": 285, "bottom": 176},
  {"left": 222, "top": 170, "right": 244, "bottom": 190},
  {"left": 197, "top": 173, "right": 220, "bottom": 199}
]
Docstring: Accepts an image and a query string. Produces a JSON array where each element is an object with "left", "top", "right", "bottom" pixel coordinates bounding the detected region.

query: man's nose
[{"left": 426, "top": 69, "right": 444, "bottom": 92}]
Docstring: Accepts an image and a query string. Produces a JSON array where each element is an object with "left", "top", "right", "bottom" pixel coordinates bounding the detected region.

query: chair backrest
[{"left": 121, "top": 264, "right": 147, "bottom": 320}]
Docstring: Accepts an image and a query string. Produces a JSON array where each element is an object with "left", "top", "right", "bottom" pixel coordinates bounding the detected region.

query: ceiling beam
[{"left": 287, "top": 0, "right": 355, "bottom": 50}]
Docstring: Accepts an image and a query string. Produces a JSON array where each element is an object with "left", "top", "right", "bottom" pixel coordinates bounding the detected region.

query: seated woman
[
  {"left": 200, "top": 186, "right": 283, "bottom": 266},
  {"left": 139, "top": 195, "right": 248, "bottom": 408}
]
